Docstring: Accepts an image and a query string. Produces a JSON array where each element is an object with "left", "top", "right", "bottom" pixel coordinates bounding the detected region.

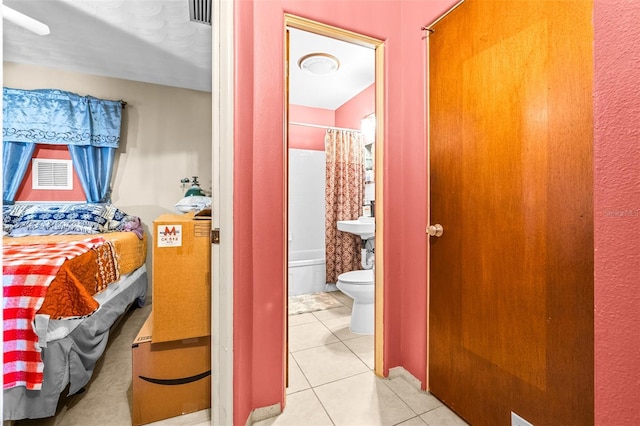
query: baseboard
[
  {"left": 388, "top": 366, "right": 424, "bottom": 390},
  {"left": 245, "top": 402, "right": 281, "bottom": 425}
]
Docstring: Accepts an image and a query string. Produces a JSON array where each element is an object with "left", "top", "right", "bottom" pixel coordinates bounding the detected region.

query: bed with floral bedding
[{"left": 2, "top": 203, "right": 148, "bottom": 421}]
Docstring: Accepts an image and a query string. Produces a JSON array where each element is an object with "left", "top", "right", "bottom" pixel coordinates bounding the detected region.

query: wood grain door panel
[{"left": 428, "top": 1, "right": 594, "bottom": 425}]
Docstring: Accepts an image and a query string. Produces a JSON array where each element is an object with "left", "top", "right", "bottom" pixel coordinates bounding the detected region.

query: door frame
[
  {"left": 211, "top": 0, "right": 234, "bottom": 424},
  {"left": 283, "top": 14, "right": 386, "bottom": 376}
]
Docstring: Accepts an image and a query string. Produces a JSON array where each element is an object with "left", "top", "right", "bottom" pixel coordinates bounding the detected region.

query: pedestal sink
[{"left": 337, "top": 216, "right": 375, "bottom": 239}]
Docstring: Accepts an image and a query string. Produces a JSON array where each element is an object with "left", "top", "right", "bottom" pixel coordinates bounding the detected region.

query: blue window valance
[
  {"left": 2, "top": 88, "right": 124, "bottom": 204},
  {"left": 2, "top": 87, "right": 122, "bottom": 148}
]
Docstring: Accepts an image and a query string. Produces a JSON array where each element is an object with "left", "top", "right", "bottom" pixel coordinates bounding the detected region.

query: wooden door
[{"left": 428, "top": 1, "right": 593, "bottom": 425}]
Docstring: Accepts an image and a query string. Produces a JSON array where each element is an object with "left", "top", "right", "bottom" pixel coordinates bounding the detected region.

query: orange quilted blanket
[
  {"left": 37, "top": 242, "right": 120, "bottom": 319},
  {"left": 4, "top": 232, "right": 146, "bottom": 319}
]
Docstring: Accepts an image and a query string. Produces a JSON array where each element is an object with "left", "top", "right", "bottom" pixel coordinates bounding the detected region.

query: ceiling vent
[{"left": 189, "top": 0, "right": 212, "bottom": 26}]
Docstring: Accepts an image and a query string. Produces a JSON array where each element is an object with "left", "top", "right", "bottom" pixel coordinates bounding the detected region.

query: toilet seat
[{"left": 338, "top": 270, "right": 373, "bottom": 285}]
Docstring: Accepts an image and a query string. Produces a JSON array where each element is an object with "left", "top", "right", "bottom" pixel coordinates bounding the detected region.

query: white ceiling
[
  {"left": 288, "top": 27, "right": 375, "bottom": 110},
  {"left": 2, "top": 1, "right": 375, "bottom": 110},
  {"left": 3, "top": 0, "right": 213, "bottom": 92}
]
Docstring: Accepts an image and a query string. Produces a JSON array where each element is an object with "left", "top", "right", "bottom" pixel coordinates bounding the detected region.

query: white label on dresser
[{"left": 157, "top": 224, "right": 183, "bottom": 247}]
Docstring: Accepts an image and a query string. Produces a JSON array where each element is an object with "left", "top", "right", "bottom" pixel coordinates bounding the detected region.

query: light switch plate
[{"left": 511, "top": 411, "right": 534, "bottom": 426}]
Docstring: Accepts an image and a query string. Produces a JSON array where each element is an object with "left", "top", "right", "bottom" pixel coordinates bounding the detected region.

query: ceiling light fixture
[
  {"left": 2, "top": 5, "right": 50, "bottom": 36},
  {"left": 298, "top": 53, "right": 340, "bottom": 76}
]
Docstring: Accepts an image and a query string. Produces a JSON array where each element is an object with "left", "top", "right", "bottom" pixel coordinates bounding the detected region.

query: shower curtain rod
[{"left": 289, "top": 121, "right": 360, "bottom": 132}]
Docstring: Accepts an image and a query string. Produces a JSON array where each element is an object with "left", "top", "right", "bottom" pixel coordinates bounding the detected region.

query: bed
[{"left": 2, "top": 203, "right": 148, "bottom": 421}]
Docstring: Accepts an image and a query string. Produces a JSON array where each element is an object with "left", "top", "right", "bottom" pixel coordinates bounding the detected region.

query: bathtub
[{"left": 288, "top": 249, "right": 327, "bottom": 296}]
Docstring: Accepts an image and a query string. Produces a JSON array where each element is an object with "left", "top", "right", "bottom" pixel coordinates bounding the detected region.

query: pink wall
[
  {"left": 15, "top": 145, "right": 85, "bottom": 202},
  {"left": 236, "top": 0, "right": 640, "bottom": 424},
  {"left": 234, "top": 1, "right": 456, "bottom": 423},
  {"left": 289, "top": 82, "right": 375, "bottom": 151},
  {"left": 335, "top": 83, "right": 375, "bottom": 130},
  {"left": 593, "top": 1, "right": 640, "bottom": 424},
  {"left": 288, "top": 104, "right": 334, "bottom": 150}
]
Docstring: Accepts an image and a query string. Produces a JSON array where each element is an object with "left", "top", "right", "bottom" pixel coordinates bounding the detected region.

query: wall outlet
[{"left": 511, "top": 412, "right": 534, "bottom": 426}]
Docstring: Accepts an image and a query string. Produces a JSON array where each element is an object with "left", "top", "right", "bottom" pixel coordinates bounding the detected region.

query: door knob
[{"left": 427, "top": 224, "right": 444, "bottom": 237}]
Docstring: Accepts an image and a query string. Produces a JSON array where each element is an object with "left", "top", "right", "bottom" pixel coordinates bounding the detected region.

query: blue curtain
[
  {"left": 2, "top": 88, "right": 122, "bottom": 203},
  {"left": 2, "top": 142, "right": 36, "bottom": 204},
  {"left": 68, "top": 145, "right": 116, "bottom": 203}
]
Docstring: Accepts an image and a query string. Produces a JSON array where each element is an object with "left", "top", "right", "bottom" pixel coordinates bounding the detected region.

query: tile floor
[
  {"left": 255, "top": 291, "right": 468, "bottom": 426},
  {"left": 14, "top": 292, "right": 467, "bottom": 426}
]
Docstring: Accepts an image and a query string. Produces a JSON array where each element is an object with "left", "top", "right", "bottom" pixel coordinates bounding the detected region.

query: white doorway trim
[
  {"left": 284, "top": 14, "right": 386, "bottom": 377},
  {"left": 211, "top": 0, "right": 234, "bottom": 424}
]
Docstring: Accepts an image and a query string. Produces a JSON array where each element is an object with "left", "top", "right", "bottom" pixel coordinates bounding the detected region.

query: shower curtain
[{"left": 325, "top": 129, "right": 365, "bottom": 283}]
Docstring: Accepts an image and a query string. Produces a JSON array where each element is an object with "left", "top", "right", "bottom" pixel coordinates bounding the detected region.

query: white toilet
[{"left": 336, "top": 269, "right": 374, "bottom": 335}]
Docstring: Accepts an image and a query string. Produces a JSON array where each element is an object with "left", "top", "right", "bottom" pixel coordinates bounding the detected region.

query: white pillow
[{"left": 175, "top": 196, "right": 212, "bottom": 213}]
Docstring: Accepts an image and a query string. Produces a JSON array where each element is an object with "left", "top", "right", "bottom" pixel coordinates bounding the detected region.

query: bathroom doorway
[{"left": 284, "top": 14, "right": 385, "bottom": 384}]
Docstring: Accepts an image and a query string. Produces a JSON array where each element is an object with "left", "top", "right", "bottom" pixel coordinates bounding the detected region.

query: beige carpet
[{"left": 288, "top": 292, "right": 344, "bottom": 315}]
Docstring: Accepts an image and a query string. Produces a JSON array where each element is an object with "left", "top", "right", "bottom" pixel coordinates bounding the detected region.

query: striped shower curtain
[{"left": 325, "top": 129, "right": 365, "bottom": 283}]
